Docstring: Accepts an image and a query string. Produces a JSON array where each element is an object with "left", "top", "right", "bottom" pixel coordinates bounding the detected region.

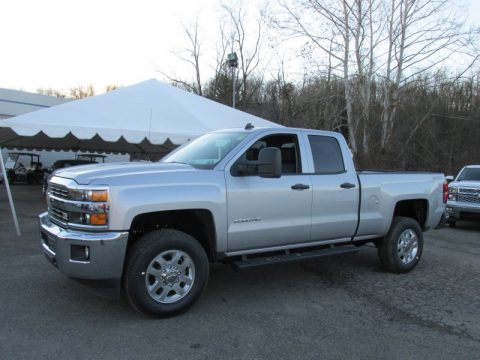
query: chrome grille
[
  {"left": 457, "top": 194, "right": 480, "bottom": 205},
  {"left": 50, "top": 206, "right": 68, "bottom": 221},
  {"left": 458, "top": 188, "right": 480, "bottom": 194},
  {"left": 48, "top": 181, "right": 69, "bottom": 226},
  {"left": 46, "top": 180, "right": 109, "bottom": 230},
  {"left": 49, "top": 183, "right": 69, "bottom": 199}
]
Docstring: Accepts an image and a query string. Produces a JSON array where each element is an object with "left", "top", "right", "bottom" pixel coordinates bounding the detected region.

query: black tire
[
  {"left": 123, "top": 229, "right": 209, "bottom": 317},
  {"left": 377, "top": 216, "right": 423, "bottom": 274},
  {"left": 447, "top": 220, "right": 456, "bottom": 228}
]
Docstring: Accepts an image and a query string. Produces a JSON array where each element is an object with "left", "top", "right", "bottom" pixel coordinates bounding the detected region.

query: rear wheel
[
  {"left": 377, "top": 216, "right": 423, "bottom": 273},
  {"left": 123, "top": 229, "right": 209, "bottom": 317}
]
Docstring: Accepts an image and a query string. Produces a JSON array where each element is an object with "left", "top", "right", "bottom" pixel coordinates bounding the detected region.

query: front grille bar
[
  {"left": 49, "top": 183, "right": 69, "bottom": 199},
  {"left": 457, "top": 194, "right": 480, "bottom": 204}
]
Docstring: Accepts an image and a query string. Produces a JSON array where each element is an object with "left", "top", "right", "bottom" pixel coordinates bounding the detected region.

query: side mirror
[
  {"left": 258, "top": 147, "right": 281, "bottom": 178},
  {"left": 445, "top": 175, "right": 454, "bottom": 183}
]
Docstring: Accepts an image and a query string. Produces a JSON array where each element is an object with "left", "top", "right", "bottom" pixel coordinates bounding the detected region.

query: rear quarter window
[{"left": 308, "top": 135, "right": 345, "bottom": 173}]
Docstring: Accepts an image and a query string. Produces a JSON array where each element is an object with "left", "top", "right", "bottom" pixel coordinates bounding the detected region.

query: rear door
[{"left": 305, "top": 134, "right": 359, "bottom": 241}]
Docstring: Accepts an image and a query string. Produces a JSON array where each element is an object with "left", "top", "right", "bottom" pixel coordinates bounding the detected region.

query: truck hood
[
  {"left": 450, "top": 181, "right": 480, "bottom": 189},
  {"left": 54, "top": 162, "right": 195, "bottom": 185}
]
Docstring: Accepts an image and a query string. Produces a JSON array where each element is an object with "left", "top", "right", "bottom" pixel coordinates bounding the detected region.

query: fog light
[
  {"left": 71, "top": 245, "right": 90, "bottom": 262},
  {"left": 90, "top": 213, "right": 107, "bottom": 225}
]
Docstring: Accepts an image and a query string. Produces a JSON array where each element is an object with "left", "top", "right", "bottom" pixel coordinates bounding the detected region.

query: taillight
[{"left": 443, "top": 180, "right": 448, "bottom": 203}]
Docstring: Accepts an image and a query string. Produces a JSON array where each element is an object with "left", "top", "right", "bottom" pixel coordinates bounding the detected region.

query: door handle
[
  {"left": 340, "top": 182, "right": 356, "bottom": 189},
  {"left": 291, "top": 183, "right": 310, "bottom": 190}
]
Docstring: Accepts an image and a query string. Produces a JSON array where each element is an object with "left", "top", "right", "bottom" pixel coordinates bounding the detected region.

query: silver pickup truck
[
  {"left": 446, "top": 165, "right": 480, "bottom": 226},
  {"left": 40, "top": 126, "right": 447, "bottom": 317}
]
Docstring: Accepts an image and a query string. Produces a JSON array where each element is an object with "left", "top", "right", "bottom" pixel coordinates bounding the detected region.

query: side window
[
  {"left": 308, "top": 135, "right": 345, "bottom": 173},
  {"left": 238, "top": 134, "right": 302, "bottom": 176}
]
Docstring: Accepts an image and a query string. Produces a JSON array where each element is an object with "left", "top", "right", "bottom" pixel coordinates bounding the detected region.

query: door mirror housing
[{"left": 258, "top": 147, "right": 281, "bottom": 178}]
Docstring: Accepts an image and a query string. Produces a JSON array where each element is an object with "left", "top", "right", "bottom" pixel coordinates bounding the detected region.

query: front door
[{"left": 225, "top": 134, "right": 312, "bottom": 253}]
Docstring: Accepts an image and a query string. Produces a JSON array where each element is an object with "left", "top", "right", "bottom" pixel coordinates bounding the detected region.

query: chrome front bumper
[
  {"left": 446, "top": 202, "right": 480, "bottom": 220},
  {"left": 39, "top": 212, "right": 129, "bottom": 281}
]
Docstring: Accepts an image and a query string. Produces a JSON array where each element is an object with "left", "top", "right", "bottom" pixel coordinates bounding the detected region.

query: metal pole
[
  {"left": 232, "top": 67, "right": 236, "bottom": 109},
  {"left": 0, "top": 146, "right": 21, "bottom": 236}
]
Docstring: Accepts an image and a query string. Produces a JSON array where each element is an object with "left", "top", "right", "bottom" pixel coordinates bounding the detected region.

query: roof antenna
[{"left": 245, "top": 123, "right": 254, "bottom": 130}]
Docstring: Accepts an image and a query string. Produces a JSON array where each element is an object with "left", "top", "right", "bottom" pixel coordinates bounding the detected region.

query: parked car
[
  {"left": 40, "top": 126, "right": 447, "bottom": 317},
  {"left": 76, "top": 154, "right": 106, "bottom": 163},
  {"left": 42, "top": 159, "right": 97, "bottom": 195},
  {"left": 446, "top": 165, "right": 480, "bottom": 227},
  {"left": 5, "top": 152, "right": 44, "bottom": 185}
]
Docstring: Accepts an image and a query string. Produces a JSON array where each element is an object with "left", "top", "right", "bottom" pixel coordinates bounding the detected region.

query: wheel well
[
  {"left": 393, "top": 200, "right": 428, "bottom": 228},
  {"left": 129, "top": 209, "right": 217, "bottom": 261}
]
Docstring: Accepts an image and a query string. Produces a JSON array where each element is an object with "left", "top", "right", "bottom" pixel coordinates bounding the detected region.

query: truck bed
[{"left": 355, "top": 171, "right": 445, "bottom": 239}]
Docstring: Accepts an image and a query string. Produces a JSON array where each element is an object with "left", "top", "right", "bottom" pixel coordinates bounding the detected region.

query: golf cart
[{"left": 5, "top": 152, "right": 44, "bottom": 185}]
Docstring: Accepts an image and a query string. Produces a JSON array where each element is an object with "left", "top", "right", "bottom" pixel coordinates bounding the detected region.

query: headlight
[
  {"left": 70, "top": 189, "right": 108, "bottom": 202},
  {"left": 87, "top": 190, "right": 108, "bottom": 202},
  {"left": 448, "top": 187, "right": 458, "bottom": 200}
]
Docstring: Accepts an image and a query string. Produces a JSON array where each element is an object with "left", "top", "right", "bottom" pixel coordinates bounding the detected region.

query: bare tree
[
  {"left": 379, "top": 0, "right": 478, "bottom": 151},
  {"left": 70, "top": 84, "right": 95, "bottom": 99},
  {"left": 397, "top": 55, "right": 480, "bottom": 159},
  {"left": 223, "top": 2, "right": 264, "bottom": 108},
  {"left": 105, "top": 84, "right": 121, "bottom": 92},
  {"left": 352, "top": 0, "right": 383, "bottom": 158},
  {"left": 158, "top": 21, "right": 203, "bottom": 95},
  {"left": 36, "top": 88, "right": 66, "bottom": 98},
  {"left": 272, "top": 0, "right": 360, "bottom": 155},
  {"left": 207, "top": 22, "right": 232, "bottom": 99},
  {"left": 272, "top": 0, "right": 478, "bottom": 157}
]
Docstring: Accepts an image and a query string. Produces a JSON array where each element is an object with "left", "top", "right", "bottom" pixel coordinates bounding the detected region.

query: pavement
[{"left": 1, "top": 185, "right": 479, "bottom": 360}]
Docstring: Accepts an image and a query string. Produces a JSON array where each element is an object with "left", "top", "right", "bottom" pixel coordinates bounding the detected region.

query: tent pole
[{"left": 0, "top": 146, "right": 21, "bottom": 236}]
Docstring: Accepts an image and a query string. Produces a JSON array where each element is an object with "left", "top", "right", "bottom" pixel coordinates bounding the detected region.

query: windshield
[
  {"left": 162, "top": 132, "right": 249, "bottom": 169},
  {"left": 5, "top": 155, "right": 18, "bottom": 170},
  {"left": 457, "top": 168, "right": 480, "bottom": 181}
]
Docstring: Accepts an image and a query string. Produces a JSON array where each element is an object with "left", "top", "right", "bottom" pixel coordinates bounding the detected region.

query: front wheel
[
  {"left": 123, "top": 229, "right": 209, "bottom": 317},
  {"left": 377, "top": 216, "right": 423, "bottom": 273}
]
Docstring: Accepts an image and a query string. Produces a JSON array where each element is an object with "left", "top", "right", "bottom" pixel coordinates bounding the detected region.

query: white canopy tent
[
  {"left": 0, "top": 79, "right": 280, "bottom": 235},
  {"left": 0, "top": 79, "right": 279, "bottom": 156}
]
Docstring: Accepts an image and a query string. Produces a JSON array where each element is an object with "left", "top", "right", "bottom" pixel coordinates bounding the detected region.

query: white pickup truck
[{"left": 40, "top": 126, "right": 447, "bottom": 317}]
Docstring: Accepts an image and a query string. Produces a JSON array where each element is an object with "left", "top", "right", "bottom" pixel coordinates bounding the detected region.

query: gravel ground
[{"left": 1, "top": 185, "right": 479, "bottom": 359}]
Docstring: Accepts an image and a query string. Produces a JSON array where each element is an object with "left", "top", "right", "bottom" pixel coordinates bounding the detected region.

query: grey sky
[{"left": 0, "top": 0, "right": 478, "bottom": 94}]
